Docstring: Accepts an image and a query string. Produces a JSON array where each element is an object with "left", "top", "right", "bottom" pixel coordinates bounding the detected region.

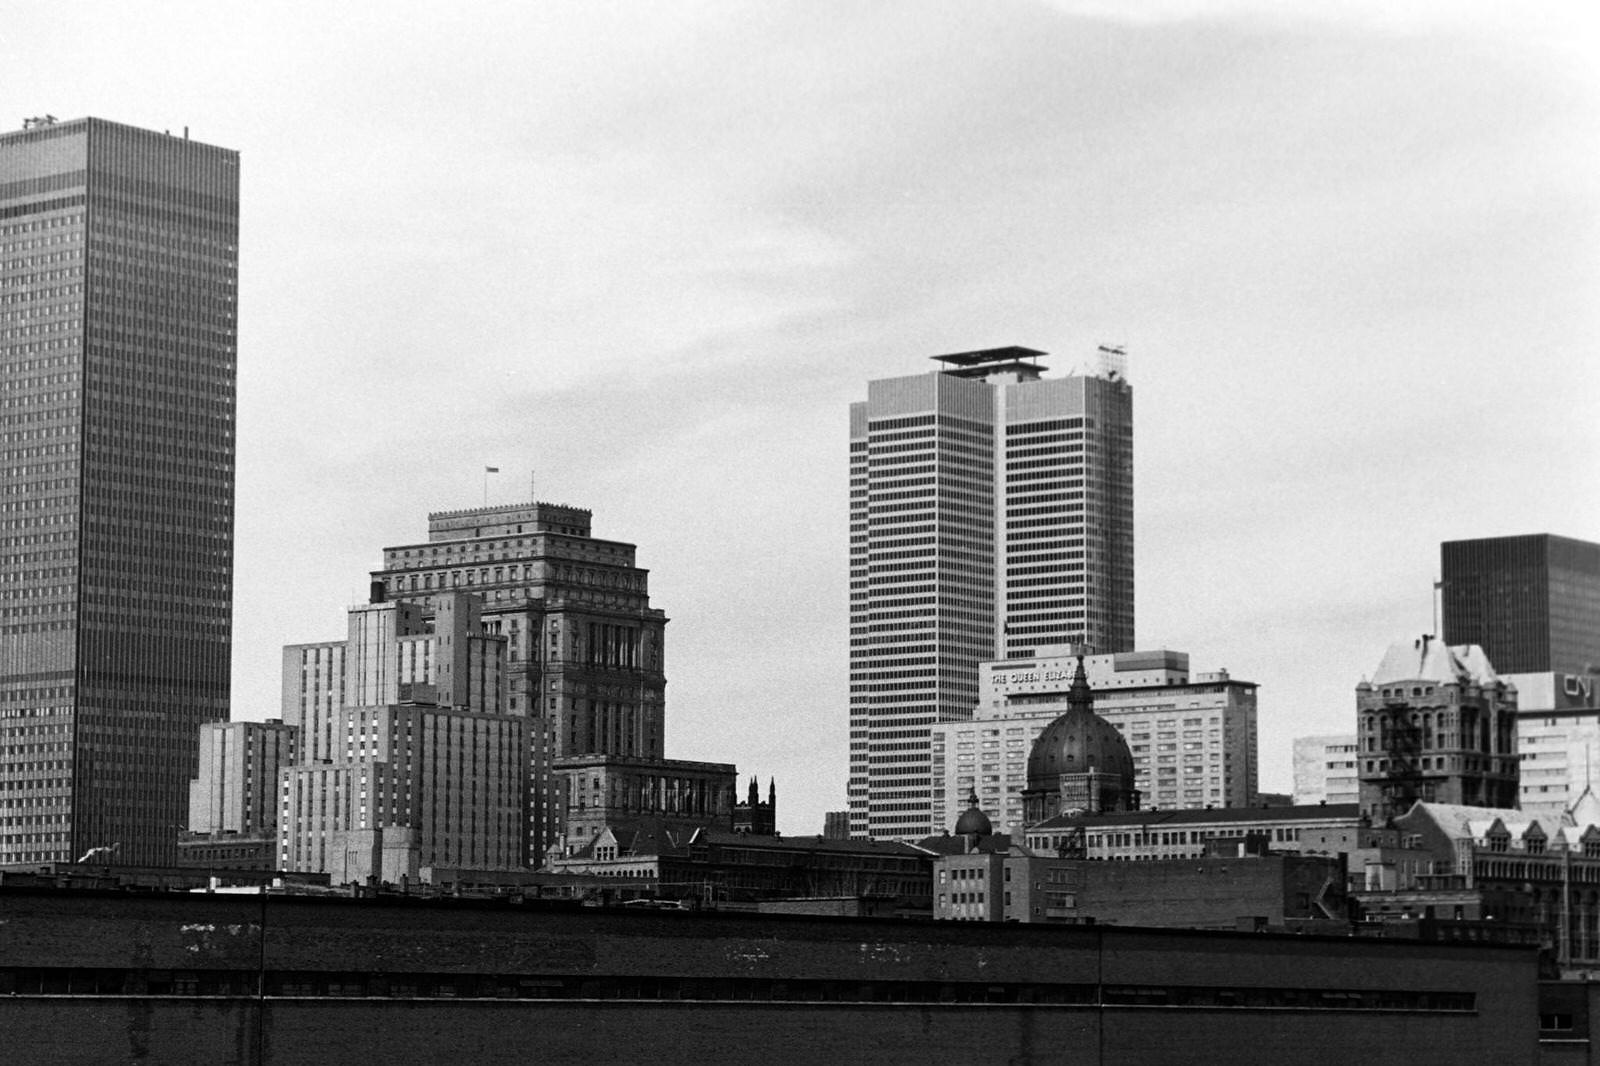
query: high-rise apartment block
[
  {"left": 1356, "top": 637, "right": 1518, "bottom": 821},
  {"left": 932, "top": 648, "right": 1257, "bottom": 837},
  {"left": 0, "top": 118, "right": 238, "bottom": 865},
  {"left": 1441, "top": 534, "right": 1600, "bottom": 677},
  {"left": 368, "top": 501, "right": 669, "bottom": 858},
  {"left": 849, "top": 347, "right": 1133, "bottom": 840},
  {"left": 278, "top": 593, "right": 524, "bottom": 878}
]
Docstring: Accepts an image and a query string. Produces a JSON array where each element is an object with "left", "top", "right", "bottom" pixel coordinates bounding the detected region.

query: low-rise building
[
  {"left": 549, "top": 824, "right": 932, "bottom": 913},
  {"left": 549, "top": 754, "right": 737, "bottom": 860},
  {"left": 1023, "top": 803, "right": 1379, "bottom": 863}
]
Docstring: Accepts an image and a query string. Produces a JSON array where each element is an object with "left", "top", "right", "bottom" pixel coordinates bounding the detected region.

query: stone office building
[{"left": 368, "top": 501, "right": 668, "bottom": 860}]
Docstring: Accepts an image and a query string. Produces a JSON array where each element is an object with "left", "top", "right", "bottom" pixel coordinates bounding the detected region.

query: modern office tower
[
  {"left": 278, "top": 593, "right": 524, "bottom": 878},
  {"left": 848, "top": 347, "right": 1134, "bottom": 840},
  {"left": 931, "top": 648, "right": 1257, "bottom": 837},
  {"left": 1292, "top": 734, "right": 1360, "bottom": 806},
  {"left": 1441, "top": 534, "right": 1600, "bottom": 676},
  {"left": 368, "top": 501, "right": 668, "bottom": 860},
  {"left": 0, "top": 118, "right": 238, "bottom": 866},
  {"left": 1356, "top": 636, "right": 1519, "bottom": 822}
]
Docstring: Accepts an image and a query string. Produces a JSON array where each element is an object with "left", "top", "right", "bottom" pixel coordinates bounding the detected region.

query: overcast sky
[{"left": 8, "top": 1, "right": 1598, "bottom": 833}]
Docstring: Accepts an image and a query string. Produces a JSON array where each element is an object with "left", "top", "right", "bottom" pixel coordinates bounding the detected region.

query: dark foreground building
[
  {"left": 0, "top": 886, "right": 1541, "bottom": 1064},
  {"left": 0, "top": 117, "right": 239, "bottom": 866}
]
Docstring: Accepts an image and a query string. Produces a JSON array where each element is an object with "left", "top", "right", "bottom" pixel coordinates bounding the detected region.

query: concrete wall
[{"left": 0, "top": 887, "right": 1541, "bottom": 1065}]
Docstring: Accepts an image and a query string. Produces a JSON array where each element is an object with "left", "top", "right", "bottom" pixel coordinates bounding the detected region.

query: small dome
[
  {"left": 1025, "top": 707, "right": 1136, "bottom": 793},
  {"left": 954, "top": 791, "right": 992, "bottom": 837}
]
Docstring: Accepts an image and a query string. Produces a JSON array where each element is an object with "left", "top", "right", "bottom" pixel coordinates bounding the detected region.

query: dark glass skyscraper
[
  {"left": 0, "top": 118, "right": 238, "bottom": 865},
  {"left": 1441, "top": 534, "right": 1600, "bottom": 677}
]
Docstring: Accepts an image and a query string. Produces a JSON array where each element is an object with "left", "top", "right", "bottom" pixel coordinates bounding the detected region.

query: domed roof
[
  {"left": 954, "top": 790, "right": 992, "bottom": 837},
  {"left": 1025, "top": 656, "right": 1136, "bottom": 792}
]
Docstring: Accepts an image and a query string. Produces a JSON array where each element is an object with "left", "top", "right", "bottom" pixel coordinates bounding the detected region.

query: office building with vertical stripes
[
  {"left": 0, "top": 118, "right": 238, "bottom": 865},
  {"left": 848, "top": 347, "right": 1133, "bottom": 840}
]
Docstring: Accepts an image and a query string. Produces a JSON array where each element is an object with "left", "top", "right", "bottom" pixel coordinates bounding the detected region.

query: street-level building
[
  {"left": 0, "top": 118, "right": 239, "bottom": 865},
  {"left": 848, "top": 346, "right": 1134, "bottom": 842}
]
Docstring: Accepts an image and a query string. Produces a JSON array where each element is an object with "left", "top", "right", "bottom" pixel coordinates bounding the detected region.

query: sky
[{"left": 6, "top": 0, "right": 1599, "bottom": 835}]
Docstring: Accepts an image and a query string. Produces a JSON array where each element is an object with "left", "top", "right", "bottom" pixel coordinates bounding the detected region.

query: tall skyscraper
[
  {"left": 1440, "top": 534, "right": 1600, "bottom": 677},
  {"left": 848, "top": 347, "right": 1133, "bottom": 840},
  {"left": 0, "top": 118, "right": 238, "bottom": 865}
]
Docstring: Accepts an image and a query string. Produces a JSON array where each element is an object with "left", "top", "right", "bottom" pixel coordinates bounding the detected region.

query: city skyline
[{"left": 6, "top": 2, "right": 1597, "bottom": 835}]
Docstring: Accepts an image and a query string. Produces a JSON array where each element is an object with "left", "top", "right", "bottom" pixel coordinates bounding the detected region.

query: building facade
[
  {"left": 1441, "top": 533, "right": 1600, "bottom": 677},
  {"left": 186, "top": 720, "right": 298, "bottom": 836},
  {"left": 1357, "top": 637, "right": 1519, "bottom": 822},
  {"left": 849, "top": 347, "right": 1134, "bottom": 841},
  {"left": 369, "top": 501, "right": 667, "bottom": 860},
  {"left": 934, "top": 849, "right": 1347, "bottom": 928},
  {"left": 0, "top": 117, "right": 238, "bottom": 865},
  {"left": 1292, "top": 734, "right": 1360, "bottom": 806},
  {"left": 277, "top": 593, "right": 525, "bottom": 877},
  {"left": 1024, "top": 803, "right": 1375, "bottom": 863},
  {"left": 1512, "top": 672, "right": 1600, "bottom": 819},
  {"left": 932, "top": 648, "right": 1257, "bottom": 837},
  {"left": 549, "top": 754, "right": 736, "bottom": 857}
]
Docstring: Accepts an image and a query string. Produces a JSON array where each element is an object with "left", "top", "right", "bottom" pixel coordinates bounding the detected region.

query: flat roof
[{"left": 930, "top": 346, "right": 1047, "bottom": 367}]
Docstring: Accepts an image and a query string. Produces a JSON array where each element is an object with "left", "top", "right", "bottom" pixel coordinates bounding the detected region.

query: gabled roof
[
  {"left": 1401, "top": 801, "right": 1574, "bottom": 842},
  {"left": 1370, "top": 638, "right": 1497, "bottom": 687}
]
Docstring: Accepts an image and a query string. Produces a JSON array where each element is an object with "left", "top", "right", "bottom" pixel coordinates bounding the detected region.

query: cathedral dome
[
  {"left": 953, "top": 791, "right": 992, "bottom": 837},
  {"left": 1025, "top": 709, "right": 1137, "bottom": 793}
]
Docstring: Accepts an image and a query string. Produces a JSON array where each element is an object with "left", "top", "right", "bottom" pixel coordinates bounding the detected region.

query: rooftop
[{"left": 930, "top": 346, "right": 1047, "bottom": 379}]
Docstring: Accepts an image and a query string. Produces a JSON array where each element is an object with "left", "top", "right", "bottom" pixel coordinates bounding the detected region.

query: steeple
[{"left": 1068, "top": 654, "right": 1093, "bottom": 714}]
